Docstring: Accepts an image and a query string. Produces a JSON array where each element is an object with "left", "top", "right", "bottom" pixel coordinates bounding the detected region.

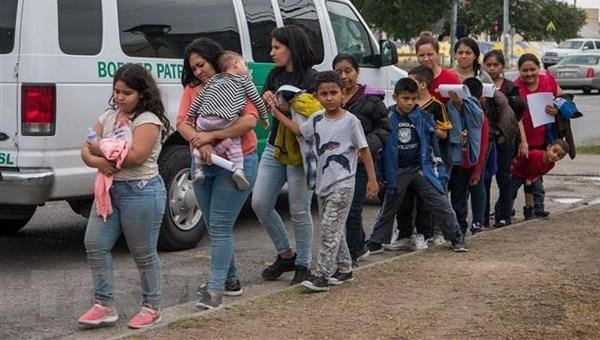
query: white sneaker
[
  {"left": 411, "top": 233, "right": 428, "bottom": 250},
  {"left": 432, "top": 233, "right": 446, "bottom": 246},
  {"left": 232, "top": 169, "right": 249, "bottom": 190},
  {"left": 382, "top": 237, "right": 412, "bottom": 251}
]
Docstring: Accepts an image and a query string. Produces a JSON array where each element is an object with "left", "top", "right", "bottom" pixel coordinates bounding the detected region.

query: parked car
[
  {"left": 548, "top": 53, "right": 600, "bottom": 94},
  {"left": 541, "top": 38, "right": 600, "bottom": 70}
]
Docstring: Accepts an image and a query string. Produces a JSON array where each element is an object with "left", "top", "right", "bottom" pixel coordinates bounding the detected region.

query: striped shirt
[{"left": 186, "top": 73, "right": 269, "bottom": 122}]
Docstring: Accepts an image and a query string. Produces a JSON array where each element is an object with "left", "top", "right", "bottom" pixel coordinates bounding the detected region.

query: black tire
[
  {"left": 157, "top": 144, "right": 206, "bottom": 251},
  {"left": 0, "top": 205, "right": 36, "bottom": 235},
  {"left": 583, "top": 88, "right": 591, "bottom": 94}
]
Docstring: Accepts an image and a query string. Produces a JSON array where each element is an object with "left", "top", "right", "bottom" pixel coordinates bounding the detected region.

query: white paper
[
  {"left": 210, "top": 154, "right": 235, "bottom": 172},
  {"left": 482, "top": 83, "right": 496, "bottom": 98},
  {"left": 527, "top": 92, "right": 555, "bottom": 128},
  {"left": 437, "top": 84, "right": 471, "bottom": 99}
]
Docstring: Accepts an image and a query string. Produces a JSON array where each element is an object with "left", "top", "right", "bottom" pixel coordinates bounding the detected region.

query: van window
[
  {"left": 118, "top": 0, "right": 241, "bottom": 59},
  {"left": 278, "top": 0, "right": 324, "bottom": 63},
  {"left": 583, "top": 41, "right": 594, "bottom": 51},
  {"left": 58, "top": 0, "right": 102, "bottom": 55},
  {"left": 326, "top": 0, "right": 376, "bottom": 67},
  {"left": 595, "top": 41, "right": 600, "bottom": 49},
  {"left": 243, "top": 0, "right": 277, "bottom": 62},
  {"left": 0, "top": 0, "right": 18, "bottom": 54}
]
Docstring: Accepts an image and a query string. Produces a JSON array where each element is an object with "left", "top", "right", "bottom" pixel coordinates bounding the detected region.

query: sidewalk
[{"left": 126, "top": 202, "right": 600, "bottom": 339}]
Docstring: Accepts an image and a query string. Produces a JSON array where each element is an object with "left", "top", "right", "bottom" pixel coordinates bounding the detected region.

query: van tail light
[
  {"left": 21, "top": 84, "right": 56, "bottom": 135},
  {"left": 586, "top": 68, "right": 595, "bottom": 78}
]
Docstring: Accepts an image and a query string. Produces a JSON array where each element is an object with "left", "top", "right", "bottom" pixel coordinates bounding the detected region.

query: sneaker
[
  {"left": 356, "top": 245, "right": 369, "bottom": 261},
  {"left": 291, "top": 265, "right": 309, "bottom": 285},
  {"left": 357, "top": 241, "right": 382, "bottom": 259},
  {"left": 262, "top": 254, "right": 296, "bottom": 281},
  {"left": 328, "top": 270, "right": 354, "bottom": 286},
  {"left": 127, "top": 306, "right": 161, "bottom": 329},
  {"left": 494, "top": 219, "right": 510, "bottom": 228},
  {"left": 469, "top": 222, "right": 485, "bottom": 235},
  {"left": 411, "top": 234, "right": 428, "bottom": 250},
  {"left": 78, "top": 303, "right": 118, "bottom": 326},
  {"left": 432, "top": 233, "right": 446, "bottom": 246},
  {"left": 195, "top": 290, "right": 223, "bottom": 310},
  {"left": 382, "top": 237, "right": 412, "bottom": 251},
  {"left": 523, "top": 206, "right": 535, "bottom": 220},
  {"left": 534, "top": 210, "right": 550, "bottom": 218},
  {"left": 197, "top": 280, "right": 242, "bottom": 297},
  {"left": 232, "top": 169, "right": 250, "bottom": 191},
  {"left": 300, "top": 275, "right": 330, "bottom": 292},
  {"left": 451, "top": 235, "right": 469, "bottom": 252},
  {"left": 351, "top": 259, "right": 359, "bottom": 268},
  {"left": 193, "top": 168, "right": 205, "bottom": 185}
]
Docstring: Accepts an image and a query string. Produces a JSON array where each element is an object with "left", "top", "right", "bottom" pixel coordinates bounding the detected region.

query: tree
[
  {"left": 352, "top": 0, "right": 453, "bottom": 41},
  {"left": 458, "top": 0, "right": 586, "bottom": 42}
]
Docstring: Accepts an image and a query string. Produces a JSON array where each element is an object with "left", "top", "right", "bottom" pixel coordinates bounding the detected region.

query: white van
[{"left": 0, "top": 0, "right": 406, "bottom": 250}]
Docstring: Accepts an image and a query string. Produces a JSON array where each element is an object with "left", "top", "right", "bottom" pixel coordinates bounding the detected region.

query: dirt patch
[{"left": 135, "top": 205, "right": 600, "bottom": 339}]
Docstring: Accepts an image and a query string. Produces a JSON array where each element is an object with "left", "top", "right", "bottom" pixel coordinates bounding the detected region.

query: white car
[{"left": 541, "top": 38, "right": 600, "bottom": 70}]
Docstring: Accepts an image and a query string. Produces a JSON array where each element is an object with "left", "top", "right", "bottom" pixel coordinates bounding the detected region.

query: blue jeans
[
  {"left": 84, "top": 175, "right": 166, "bottom": 308},
  {"left": 344, "top": 164, "right": 367, "bottom": 261},
  {"left": 449, "top": 166, "right": 486, "bottom": 232},
  {"left": 194, "top": 153, "right": 258, "bottom": 294},
  {"left": 493, "top": 141, "right": 514, "bottom": 223},
  {"left": 251, "top": 143, "right": 314, "bottom": 268}
]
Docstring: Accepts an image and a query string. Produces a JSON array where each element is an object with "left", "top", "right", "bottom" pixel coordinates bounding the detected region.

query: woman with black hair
[
  {"left": 252, "top": 25, "right": 319, "bottom": 285},
  {"left": 454, "top": 37, "right": 493, "bottom": 84},
  {"left": 332, "top": 53, "right": 390, "bottom": 265}
]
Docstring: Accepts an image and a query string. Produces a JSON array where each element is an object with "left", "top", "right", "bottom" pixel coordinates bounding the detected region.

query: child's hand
[
  {"left": 261, "top": 118, "right": 270, "bottom": 129},
  {"left": 525, "top": 179, "right": 532, "bottom": 186},
  {"left": 377, "top": 179, "right": 386, "bottom": 190},
  {"left": 545, "top": 104, "right": 558, "bottom": 116},
  {"left": 366, "top": 179, "right": 379, "bottom": 199},
  {"left": 191, "top": 132, "right": 214, "bottom": 148},
  {"left": 97, "top": 158, "right": 118, "bottom": 176},
  {"left": 518, "top": 141, "right": 529, "bottom": 158}
]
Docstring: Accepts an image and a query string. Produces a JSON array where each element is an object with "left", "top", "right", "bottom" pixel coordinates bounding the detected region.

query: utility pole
[
  {"left": 450, "top": 0, "right": 458, "bottom": 67},
  {"left": 503, "top": 0, "right": 510, "bottom": 68}
]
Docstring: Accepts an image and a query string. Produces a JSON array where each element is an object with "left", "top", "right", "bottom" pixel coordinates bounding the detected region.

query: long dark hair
[
  {"left": 181, "top": 38, "right": 224, "bottom": 87},
  {"left": 111, "top": 63, "right": 170, "bottom": 138},
  {"left": 332, "top": 53, "right": 359, "bottom": 71},
  {"left": 271, "top": 25, "right": 317, "bottom": 85},
  {"left": 454, "top": 37, "right": 481, "bottom": 75}
]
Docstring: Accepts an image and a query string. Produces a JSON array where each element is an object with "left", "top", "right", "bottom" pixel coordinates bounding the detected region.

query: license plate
[{"left": 559, "top": 71, "right": 578, "bottom": 78}]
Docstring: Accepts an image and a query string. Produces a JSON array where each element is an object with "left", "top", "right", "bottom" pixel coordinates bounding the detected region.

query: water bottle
[{"left": 86, "top": 127, "right": 97, "bottom": 142}]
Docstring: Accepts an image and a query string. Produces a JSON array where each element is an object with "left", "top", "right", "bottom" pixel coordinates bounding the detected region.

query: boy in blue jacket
[{"left": 362, "top": 78, "right": 468, "bottom": 254}]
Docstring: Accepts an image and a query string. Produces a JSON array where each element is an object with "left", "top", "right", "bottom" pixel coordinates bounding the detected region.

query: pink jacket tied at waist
[{"left": 94, "top": 138, "right": 129, "bottom": 221}]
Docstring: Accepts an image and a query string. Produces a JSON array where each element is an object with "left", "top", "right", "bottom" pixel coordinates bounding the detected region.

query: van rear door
[{"left": 0, "top": 0, "right": 20, "bottom": 168}]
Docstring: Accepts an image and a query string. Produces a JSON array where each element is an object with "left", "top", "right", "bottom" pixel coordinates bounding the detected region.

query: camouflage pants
[{"left": 316, "top": 187, "right": 354, "bottom": 277}]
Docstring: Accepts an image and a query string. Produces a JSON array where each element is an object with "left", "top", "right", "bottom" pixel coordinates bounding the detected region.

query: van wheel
[
  {"left": 0, "top": 205, "right": 36, "bottom": 235},
  {"left": 158, "top": 144, "right": 206, "bottom": 251},
  {"left": 583, "top": 88, "right": 591, "bottom": 94}
]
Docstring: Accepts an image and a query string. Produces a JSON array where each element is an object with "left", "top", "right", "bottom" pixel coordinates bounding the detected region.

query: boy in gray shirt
[{"left": 272, "top": 71, "right": 378, "bottom": 291}]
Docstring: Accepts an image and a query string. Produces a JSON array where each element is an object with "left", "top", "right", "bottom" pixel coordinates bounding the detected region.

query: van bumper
[{"left": 0, "top": 168, "right": 55, "bottom": 205}]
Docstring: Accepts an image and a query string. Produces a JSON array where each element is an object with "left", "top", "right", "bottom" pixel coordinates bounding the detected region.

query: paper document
[
  {"left": 210, "top": 154, "right": 235, "bottom": 172},
  {"left": 437, "top": 84, "right": 471, "bottom": 99},
  {"left": 482, "top": 83, "right": 496, "bottom": 98},
  {"left": 527, "top": 92, "right": 555, "bottom": 128}
]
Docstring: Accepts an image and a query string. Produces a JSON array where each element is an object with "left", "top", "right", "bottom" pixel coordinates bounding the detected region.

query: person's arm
[
  {"left": 176, "top": 85, "right": 200, "bottom": 142},
  {"left": 517, "top": 120, "right": 528, "bottom": 157},
  {"left": 190, "top": 113, "right": 257, "bottom": 149},
  {"left": 121, "top": 123, "right": 161, "bottom": 167},
  {"left": 271, "top": 105, "right": 301, "bottom": 136},
  {"left": 359, "top": 147, "right": 379, "bottom": 199}
]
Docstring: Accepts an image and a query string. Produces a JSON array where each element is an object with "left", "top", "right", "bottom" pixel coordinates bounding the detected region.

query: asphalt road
[{"left": 0, "top": 95, "right": 598, "bottom": 340}]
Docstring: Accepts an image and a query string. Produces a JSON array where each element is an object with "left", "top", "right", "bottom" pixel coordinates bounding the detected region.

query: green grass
[{"left": 576, "top": 144, "right": 600, "bottom": 155}]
